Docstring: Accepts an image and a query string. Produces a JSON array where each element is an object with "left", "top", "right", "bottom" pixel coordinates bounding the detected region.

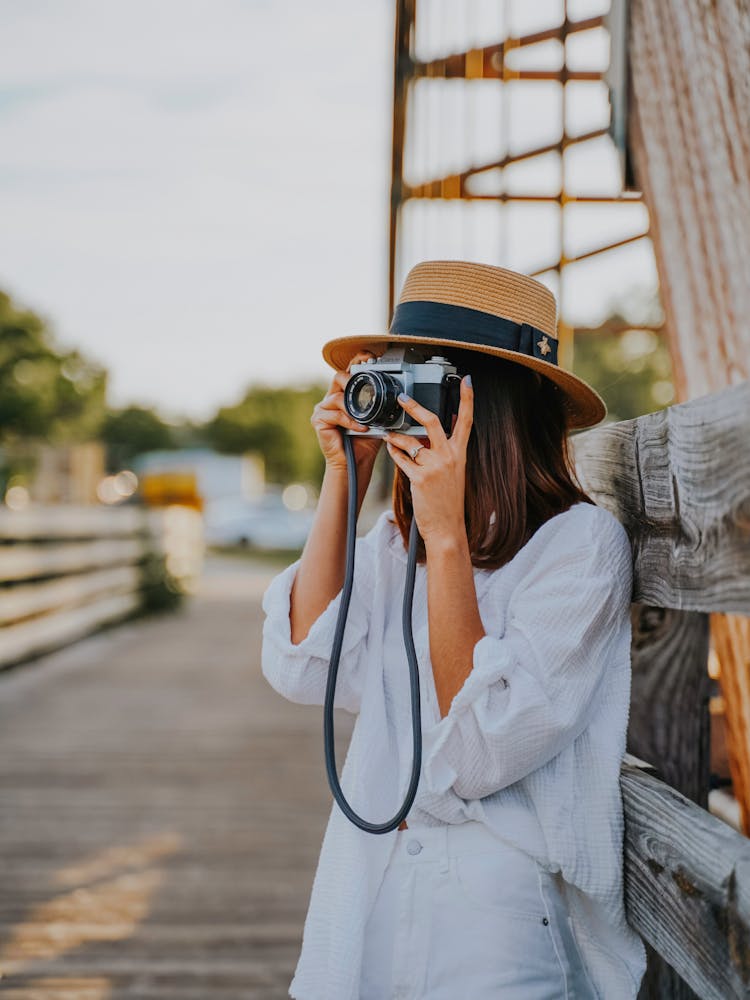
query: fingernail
[
  {"left": 397, "top": 392, "right": 411, "bottom": 402},
  {"left": 464, "top": 374, "right": 472, "bottom": 388}
]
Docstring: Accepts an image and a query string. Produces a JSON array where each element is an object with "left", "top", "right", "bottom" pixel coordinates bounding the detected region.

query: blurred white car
[{"left": 203, "top": 493, "right": 315, "bottom": 551}]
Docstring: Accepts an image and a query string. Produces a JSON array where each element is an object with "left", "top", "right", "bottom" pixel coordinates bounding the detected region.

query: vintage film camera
[{"left": 343, "top": 346, "right": 461, "bottom": 437}]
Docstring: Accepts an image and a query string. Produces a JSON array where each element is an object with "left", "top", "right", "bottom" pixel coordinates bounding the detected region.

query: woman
[{"left": 261, "top": 261, "right": 648, "bottom": 999}]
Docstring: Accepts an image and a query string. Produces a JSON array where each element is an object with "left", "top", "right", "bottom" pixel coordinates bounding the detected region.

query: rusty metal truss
[{"left": 387, "top": 1, "right": 663, "bottom": 372}]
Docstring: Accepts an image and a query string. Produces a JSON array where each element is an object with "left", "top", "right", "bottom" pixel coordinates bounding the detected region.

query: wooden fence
[
  {"left": 0, "top": 504, "right": 201, "bottom": 670},
  {"left": 571, "top": 379, "right": 750, "bottom": 999}
]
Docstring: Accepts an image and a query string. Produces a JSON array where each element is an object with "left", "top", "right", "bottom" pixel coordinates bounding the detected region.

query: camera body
[{"left": 343, "top": 346, "right": 460, "bottom": 436}]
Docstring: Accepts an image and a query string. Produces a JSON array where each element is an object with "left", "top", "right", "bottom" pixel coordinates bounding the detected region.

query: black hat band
[{"left": 389, "top": 299, "right": 558, "bottom": 366}]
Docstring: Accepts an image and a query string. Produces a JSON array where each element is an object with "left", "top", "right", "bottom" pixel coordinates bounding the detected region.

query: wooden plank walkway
[{"left": 0, "top": 555, "right": 354, "bottom": 999}]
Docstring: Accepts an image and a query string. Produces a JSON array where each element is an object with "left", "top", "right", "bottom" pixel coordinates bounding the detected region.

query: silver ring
[{"left": 409, "top": 443, "right": 424, "bottom": 461}]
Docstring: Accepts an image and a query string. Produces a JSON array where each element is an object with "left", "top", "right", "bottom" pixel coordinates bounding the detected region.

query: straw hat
[{"left": 322, "top": 259, "right": 607, "bottom": 430}]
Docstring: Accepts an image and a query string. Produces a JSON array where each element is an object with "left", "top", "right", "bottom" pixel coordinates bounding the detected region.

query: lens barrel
[{"left": 344, "top": 371, "right": 402, "bottom": 427}]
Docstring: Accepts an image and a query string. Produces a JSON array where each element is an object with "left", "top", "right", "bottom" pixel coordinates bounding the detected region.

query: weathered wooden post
[
  {"left": 628, "top": 0, "right": 750, "bottom": 849},
  {"left": 572, "top": 380, "right": 750, "bottom": 999}
]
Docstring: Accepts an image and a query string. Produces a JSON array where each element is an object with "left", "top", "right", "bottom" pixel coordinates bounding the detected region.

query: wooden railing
[
  {"left": 0, "top": 505, "right": 196, "bottom": 670},
  {"left": 571, "top": 379, "right": 750, "bottom": 999}
]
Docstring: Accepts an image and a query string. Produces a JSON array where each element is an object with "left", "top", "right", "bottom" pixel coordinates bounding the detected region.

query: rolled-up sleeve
[
  {"left": 260, "top": 513, "right": 384, "bottom": 714},
  {"left": 421, "top": 511, "right": 633, "bottom": 801}
]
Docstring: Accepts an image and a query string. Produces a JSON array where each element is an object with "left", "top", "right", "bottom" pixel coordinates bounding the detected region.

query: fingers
[
  {"left": 329, "top": 350, "right": 377, "bottom": 402},
  {"left": 451, "top": 375, "right": 474, "bottom": 450},
  {"left": 383, "top": 430, "right": 430, "bottom": 458},
  {"left": 385, "top": 439, "right": 418, "bottom": 479},
  {"left": 312, "top": 393, "right": 368, "bottom": 434},
  {"left": 396, "top": 393, "right": 447, "bottom": 450},
  {"left": 346, "top": 350, "right": 377, "bottom": 373},
  {"left": 329, "top": 351, "right": 376, "bottom": 394},
  {"left": 314, "top": 408, "right": 368, "bottom": 434}
]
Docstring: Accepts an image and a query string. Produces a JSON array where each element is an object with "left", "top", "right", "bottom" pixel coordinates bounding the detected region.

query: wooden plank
[
  {"left": 627, "top": 608, "right": 711, "bottom": 1000},
  {"left": 571, "top": 380, "right": 750, "bottom": 614},
  {"left": 621, "top": 758, "right": 750, "bottom": 1000},
  {"left": 0, "top": 566, "right": 141, "bottom": 626},
  {"left": 0, "top": 539, "right": 150, "bottom": 583},
  {"left": 0, "top": 506, "right": 149, "bottom": 541},
  {"left": 628, "top": 604, "right": 712, "bottom": 806},
  {"left": 0, "top": 593, "right": 141, "bottom": 669},
  {"left": 0, "top": 557, "right": 350, "bottom": 998}
]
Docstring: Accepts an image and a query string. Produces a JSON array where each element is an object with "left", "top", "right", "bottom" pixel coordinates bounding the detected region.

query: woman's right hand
[{"left": 311, "top": 351, "right": 384, "bottom": 476}]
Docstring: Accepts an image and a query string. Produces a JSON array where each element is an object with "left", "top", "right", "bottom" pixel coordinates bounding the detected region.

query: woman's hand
[
  {"left": 386, "top": 375, "right": 484, "bottom": 716},
  {"left": 384, "top": 375, "right": 474, "bottom": 546},
  {"left": 292, "top": 352, "right": 383, "bottom": 643},
  {"left": 311, "top": 351, "right": 383, "bottom": 476}
]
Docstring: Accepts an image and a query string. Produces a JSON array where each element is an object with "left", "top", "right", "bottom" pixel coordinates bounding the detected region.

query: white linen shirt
[{"left": 261, "top": 500, "right": 648, "bottom": 1000}]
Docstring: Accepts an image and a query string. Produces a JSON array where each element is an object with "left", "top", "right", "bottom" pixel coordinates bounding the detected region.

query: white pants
[{"left": 359, "top": 820, "right": 598, "bottom": 999}]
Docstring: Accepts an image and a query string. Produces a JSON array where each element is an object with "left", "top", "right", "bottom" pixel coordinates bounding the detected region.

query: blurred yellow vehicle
[{"left": 139, "top": 470, "right": 203, "bottom": 511}]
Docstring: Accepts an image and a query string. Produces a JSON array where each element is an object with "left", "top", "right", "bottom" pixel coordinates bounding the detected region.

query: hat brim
[{"left": 322, "top": 334, "right": 607, "bottom": 431}]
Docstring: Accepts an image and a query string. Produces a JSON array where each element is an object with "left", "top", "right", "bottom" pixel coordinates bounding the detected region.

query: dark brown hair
[{"left": 392, "top": 348, "right": 596, "bottom": 568}]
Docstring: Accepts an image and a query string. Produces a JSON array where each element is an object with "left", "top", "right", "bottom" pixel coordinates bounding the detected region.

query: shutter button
[{"left": 407, "top": 839, "right": 423, "bottom": 856}]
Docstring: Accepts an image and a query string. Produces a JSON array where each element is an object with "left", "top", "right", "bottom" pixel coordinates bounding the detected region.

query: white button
[{"left": 407, "top": 839, "right": 422, "bottom": 855}]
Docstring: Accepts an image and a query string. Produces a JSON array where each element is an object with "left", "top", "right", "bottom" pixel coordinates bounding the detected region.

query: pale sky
[{"left": 0, "top": 0, "right": 656, "bottom": 422}]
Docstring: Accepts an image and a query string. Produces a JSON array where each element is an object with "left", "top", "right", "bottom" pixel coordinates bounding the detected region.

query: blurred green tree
[
  {"left": 0, "top": 291, "right": 107, "bottom": 444},
  {"left": 572, "top": 325, "right": 675, "bottom": 423},
  {"left": 101, "top": 406, "right": 178, "bottom": 469},
  {"left": 570, "top": 286, "right": 673, "bottom": 424},
  {"left": 203, "top": 384, "right": 327, "bottom": 484}
]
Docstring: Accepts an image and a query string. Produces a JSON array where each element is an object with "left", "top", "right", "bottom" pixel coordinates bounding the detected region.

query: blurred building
[
  {"left": 133, "top": 448, "right": 264, "bottom": 512},
  {"left": 4, "top": 441, "right": 106, "bottom": 507}
]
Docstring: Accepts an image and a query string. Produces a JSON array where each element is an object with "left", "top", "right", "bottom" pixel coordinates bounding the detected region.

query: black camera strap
[{"left": 323, "top": 431, "right": 423, "bottom": 834}]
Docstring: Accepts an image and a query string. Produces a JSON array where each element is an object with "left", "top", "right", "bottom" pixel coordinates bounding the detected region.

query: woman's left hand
[{"left": 385, "top": 375, "right": 474, "bottom": 546}]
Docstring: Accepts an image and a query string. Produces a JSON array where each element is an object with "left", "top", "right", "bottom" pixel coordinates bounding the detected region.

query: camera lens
[
  {"left": 351, "top": 379, "right": 376, "bottom": 413},
  {"left": 344, "top": 371, "right": 402, "bottom": 426}
]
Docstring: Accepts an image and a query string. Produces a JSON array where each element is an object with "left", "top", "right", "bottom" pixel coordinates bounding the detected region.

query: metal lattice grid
[{"left": 387, "top": 0, "right": 664, "bottom": 378}]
